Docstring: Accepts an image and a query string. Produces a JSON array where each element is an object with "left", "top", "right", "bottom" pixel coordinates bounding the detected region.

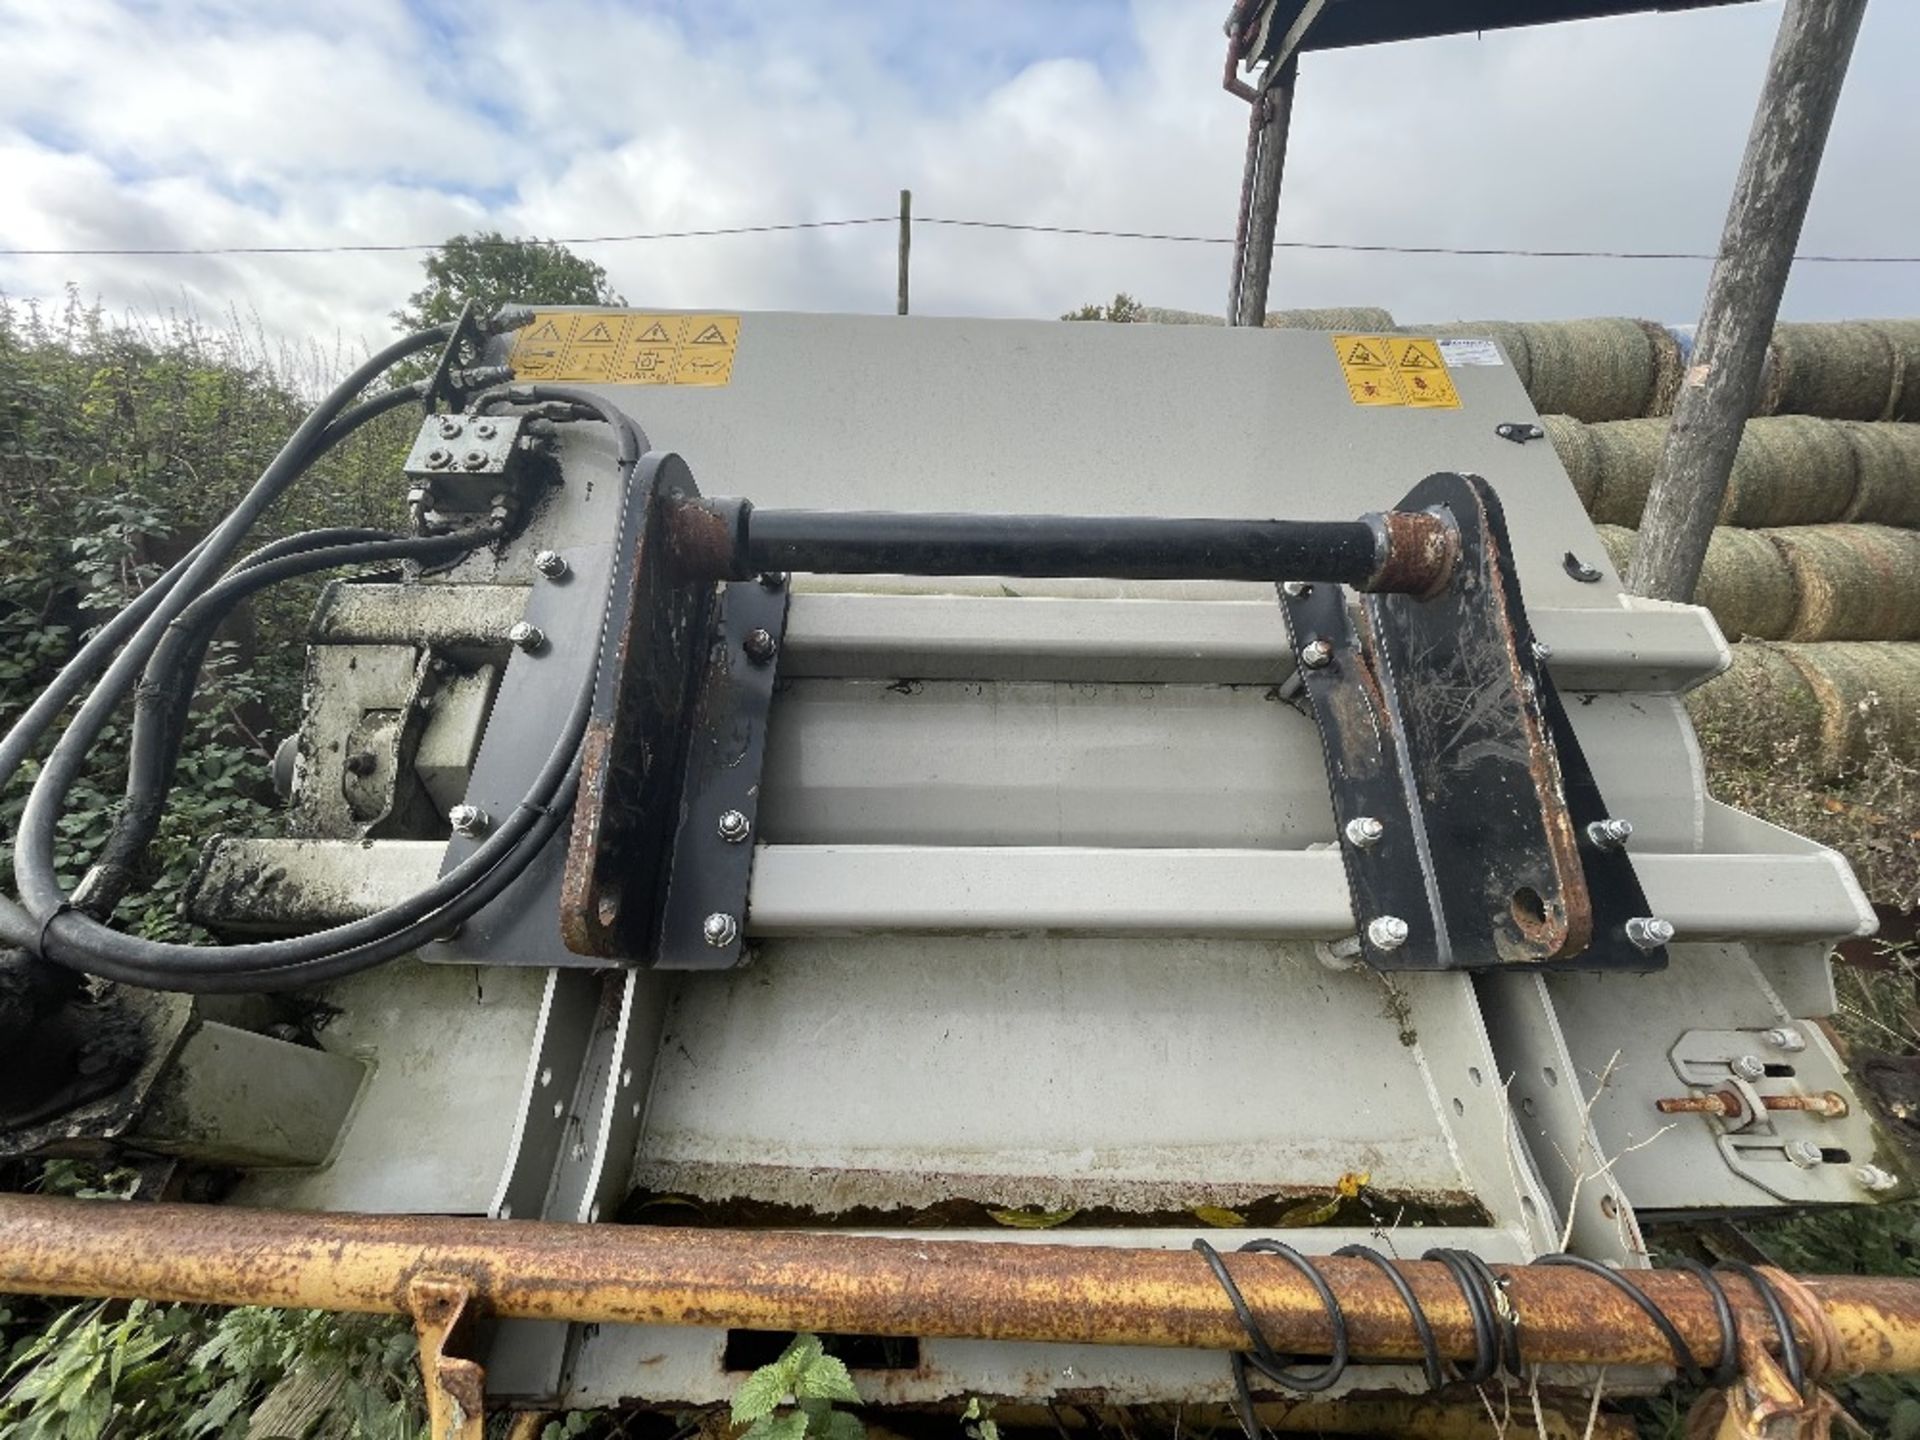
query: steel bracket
[
  {"left": 560, "top": 454, "right": 787, "bottom": 967},
  {"left": 1281, "top": 471, "right": 1663, "bottom": 973}
]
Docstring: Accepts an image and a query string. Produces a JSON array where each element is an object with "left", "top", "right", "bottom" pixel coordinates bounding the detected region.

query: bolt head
[
  {"left": 1367, "top": 915, "right": 1410, "bottom": 951},
  {"left": 743, "top": 627, "right": 777, "bottom": 664},
  {"left": 1785, "top": 1139, "right": 1824, "bottom": 1169},
  {"left": 437, "top": 416, "right": 464, "bottom": 439},
  {"left": 717, "top": 809, "right": 751, "bottom": 844},
  {"left": 1344, "top": 816, "right": 1385, "bottom": 849},
  {"left": 508, "top": 621, "right": 546, "bottom": 653},
  {"left": 1299, "top": 638, "right": 1333, "bottom": 669},
  {"left": 758, "top": 572, "right": 788, "bottom": 591},
  {"left": 425, "top": 447, "right": 453, "bottom": 470},
  {"left": 1625, "top": 916, "right": 1674, "bottom": 951},
  {"left": 702, "top": 912, "right": 739, "bottom": 948},
  {"left": 1854, "top": 1163, "right": 1899, "bottom": 1193},
  {"left": 448, "top": 803, "right": 488, "bottom": 837},
  {"left": 1530, "top": 640, "right": 1553, "bottom": 661},
  {"left": 1765, "top": 1027, "right": 1808, "bottom": 1053},
  {"left": 1280, "top": 581, "right": 1312, "bottom": 598},
  {"left": 462, "top": 448, "right": 490, "bottom": 471},
  {"left": 1588, "top": 817, "right": 1634, "bottom": 850},
  {"left": 533, "top": 550, "right": 569, "bottom": 579},
  {"left": 1731, "top": 1054, "right": 1766, "bottom": 1082}
]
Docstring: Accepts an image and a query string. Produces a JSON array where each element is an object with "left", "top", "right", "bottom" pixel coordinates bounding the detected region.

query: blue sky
[{"left": 2, "top": 0, "right": 1916, "bottom": 358}]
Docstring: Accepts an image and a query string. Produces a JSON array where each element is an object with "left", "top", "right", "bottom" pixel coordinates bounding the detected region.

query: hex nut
[
  {"left": 702, "top": 912, "right": 739, "bottom": 948},
  {"left": 449, "top": 804, "right": 488, "bottom": 837},
  {"left": 1280, "top": 581, "right": 1311, "bottom": 598},
  {"left": 717, "top": 809, "right": 751, "bottom": 844},
  {"left": 1854, "top": 1163, "right": 1899, "bottom": 1193},
  {"left": 1344, "top": 816, "right": 1385, "bottom": 849},
  {"left": 1764, "top": 1027, "right": 1808, "bottom": 1053},
  {"left": 1625, "top": 916, "right": 1675, "bottom": 952},
  {"left": 533, "top": 550, "right": 569, "bottom": 580},
  {"left": 1531, "top": 640, "right": 1554, "bottom": 661},
  {"left": 758, "top": 572, "right": 788, "bottom": 591},
  {"left": 1299, "top": 638, "right": 1333, "bottom": 669},
  {"left": 1785, "top": 1139, "right": 1824, "bottom": 1169},
  {"left": 1730, "top": 1055, "right": 1766, "bottom": 1082},
  {"left": 508, "top": 622, "right": 547, "bottom": 654},
  {"left": 1367, "top": 915, "right": 1410, "bottom": 950},
  {"left": 1587, "top": 818, "right": 1634, "bottom": 850}
]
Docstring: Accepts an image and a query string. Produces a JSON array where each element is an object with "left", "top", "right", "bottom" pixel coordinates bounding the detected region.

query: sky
[{"left": 2, "top": 0, "right": 1917, "bottom": 361}]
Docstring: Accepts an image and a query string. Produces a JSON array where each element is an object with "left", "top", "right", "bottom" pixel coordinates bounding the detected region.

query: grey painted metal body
[{"left": 188, "top": 312, "right": 1887, "bottom": 1407}]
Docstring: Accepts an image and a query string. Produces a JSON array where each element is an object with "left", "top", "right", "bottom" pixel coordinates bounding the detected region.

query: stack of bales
[{"left": 1512, "top": 320, "right": 1920, "bottom": 776}]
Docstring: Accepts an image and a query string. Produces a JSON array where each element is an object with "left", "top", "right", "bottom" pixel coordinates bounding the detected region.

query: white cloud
[{"left": 3, "top": 0, "right": 1916, "bottom": 365}]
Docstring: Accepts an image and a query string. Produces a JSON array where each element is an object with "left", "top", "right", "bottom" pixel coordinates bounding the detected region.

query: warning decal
[
  {"left": 1331, "top": 334, "right": 1461, "bottom": 410},
  {"left": 509, "top": 311, "right": 741, "bottom": 386}
]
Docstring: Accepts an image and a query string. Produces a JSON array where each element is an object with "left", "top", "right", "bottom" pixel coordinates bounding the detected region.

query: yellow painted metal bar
[{"left": 3, "top": 1195, "right": 1920, "bottom": 1374}]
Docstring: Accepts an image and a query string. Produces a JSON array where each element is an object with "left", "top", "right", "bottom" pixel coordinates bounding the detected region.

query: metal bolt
[
  {"left": 1785, "top": 1139, "right": 1824, "bottom": 1169},
  {"left": 1625, "top": 916, "right": 1674, "bottom": 952},
  {"left": 508, "top": 621, "right": 546, "bottom": 653},
  {"left": 1587, "top": 817, "right": 1634, "bottom": 851},
  {"left": 1299, "top": 638, "right": 1333, "bottom": 669},
  {"left": 1656, "top": 1089, "right": 1743, "bottom": 1118},
  {"left": 717, "top": 809, "right": 751, "bottom": 844},
  {"left": 1730, "top": 1055, "right": 1766, "bottom": 1082},
  {"left": 1854, "top": 1164, "right": 1899, "bottom": 1193},
  {"left": 344, "top": 751, "right": 377, "bottom": 777},
  {"left": 533, "top": 550, "right": 569, "bottom": 579},
  {"left": 1765, "top": 1027, "right": 1808, "bottom": 1053},
  {"left": 1344, "top": 816, "right": 1385, "bottom": 849},
  {"left": 437, "top": 416, "right": 464, "bottom": 439},
  {"left": 743, "top": 628, "right": 777, "bottom": 664},
  {"left": 474, "top": 420, "right": 498, "bottom": 440},
  {"left": 425, "top": 447, "right": 453, "bottom": 470},
  {"left": 1531, "top": 640, "right": 1553, "bottom": 661},
  {"left": 758, "top": 572, "right": 788, "bottom": 591},
  {"left": 462, "top": 448, "right": 489, "bottom": 471},
  {"left": 1367, "top": 915, "right": 1410, "bottom": 951},
  {"left": 702, "top": 912, "right": 739, "bottom": 948},
  {"left": 449, "top": 804, "right": 488, "bottom": 837},
  {"left": 1280, "top": 581, "right": 1312, "bottom": 598}
]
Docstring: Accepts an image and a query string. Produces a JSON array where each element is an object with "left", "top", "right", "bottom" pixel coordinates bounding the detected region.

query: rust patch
[{"left": 1366, "top": 510, "right": 1458, "bottom": 598}]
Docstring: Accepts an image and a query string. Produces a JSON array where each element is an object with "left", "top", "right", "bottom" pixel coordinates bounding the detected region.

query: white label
[{"left": 1437, "top": 337, "right": 1503, "bottom": 367}]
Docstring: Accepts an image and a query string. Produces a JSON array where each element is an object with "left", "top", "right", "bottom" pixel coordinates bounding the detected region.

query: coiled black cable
[{"left": 1196, "top": 1237, "right": 1812, "bottom": 1432}]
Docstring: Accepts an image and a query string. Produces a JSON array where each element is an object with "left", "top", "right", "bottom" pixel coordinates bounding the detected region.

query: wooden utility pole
[
  {"left": 897, "top": 189, "right": 912, "bottom": 316},
  {"left": 1228, "top": 61, "right": 1297, "bottom": 327},
  {"left": 1628, "top": 0, "right": 1867, "bottom": 602}
]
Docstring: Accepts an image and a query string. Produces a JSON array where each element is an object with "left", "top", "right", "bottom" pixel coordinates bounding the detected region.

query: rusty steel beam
[{"left": 5, "top": 1196, "right": 1920, "bottom": 1375}]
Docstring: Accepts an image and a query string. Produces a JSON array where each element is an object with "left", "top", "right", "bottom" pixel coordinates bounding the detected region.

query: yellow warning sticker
[
  {"left": 509, "top": 311, "right": 741, "bottom": 386},
  {"left": 1331, "top": 334, "right": 1461, "bottom": 410}
]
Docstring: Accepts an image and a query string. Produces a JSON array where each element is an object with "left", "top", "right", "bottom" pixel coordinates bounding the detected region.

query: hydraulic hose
[{"left": 4, "top": 347, "right": 649, "bottom": 993}]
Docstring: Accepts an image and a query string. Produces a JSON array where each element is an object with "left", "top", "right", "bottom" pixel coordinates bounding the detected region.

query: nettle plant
[{"left": 729, "top": 1335, "right": 865, "bottom": 1440}]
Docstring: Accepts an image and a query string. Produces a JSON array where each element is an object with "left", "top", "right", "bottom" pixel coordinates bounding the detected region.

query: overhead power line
[{"left": 1, "top": 212, "right": 1916, "bottom": 264}]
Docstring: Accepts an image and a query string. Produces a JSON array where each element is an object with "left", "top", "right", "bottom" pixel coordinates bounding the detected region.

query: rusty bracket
[
  {"left": 1281, "top": 472, "right": 1665, "bottom": 973},
  {"left": 410, "top": 1275, "right": 487, "bottom": 1440}
]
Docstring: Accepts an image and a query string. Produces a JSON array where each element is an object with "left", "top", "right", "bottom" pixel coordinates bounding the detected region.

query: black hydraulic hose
[
  {"left": 88, "top": 527, "right": 496, "bottom": 913},
  {"left": 0, "top": 378, "right": 439, "bottom": 953},
  {"left": 13, "top": 375, "right": 647, "bottom": 991}
]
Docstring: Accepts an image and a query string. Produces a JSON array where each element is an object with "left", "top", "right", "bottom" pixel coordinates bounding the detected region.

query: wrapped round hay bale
[
  {"left": 1265, "top": 307, "right": 1395, "bottom": 331},
  {"left": 1541, "top": 415, "right": 1600, "bottom": 511},
  {"left": 1637, "top": 319, "right": 1685, "bottom": 417},
  {"left": 1866, "top": 319, "right": 1920, "bottom": 422},
  {"left": 1585, "top": 418, "right": 1666, "bottom": 526},
  {"left": 1766, "top": 525, "right": 1920, "bottom": 641},
  {"left": 1598, "top": 525, "right": 1798, "bottom": 640},
  {"left": 1838, "top": 421, "right": 1920, "bottom": 527},
  {"left": 1718, "top": 415, "right": 1859, "bottom": 527},
  {"left": 1777, "top": 641, "right": 1920, "bottom": 771},
  {"left": 1770, "top": 322, "right": 1899, "bottom": 420},
  {"left": 1516, "top": 318, "right": 1657, "bottom": 422},
  {"left": 1133, "top": 306, "right": 1224, "bottom": 326},
  {"left": 1685, "top": 641, "right": 1824, "bottom": 759},
  {"left": 1414, "top": 322, "right": 1532, "bottom": 389}
]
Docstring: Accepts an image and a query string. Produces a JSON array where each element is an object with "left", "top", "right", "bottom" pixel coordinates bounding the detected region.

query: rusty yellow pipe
[{"left": 3, "top": 1195, "right": 1920, "bottom": 1374}]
